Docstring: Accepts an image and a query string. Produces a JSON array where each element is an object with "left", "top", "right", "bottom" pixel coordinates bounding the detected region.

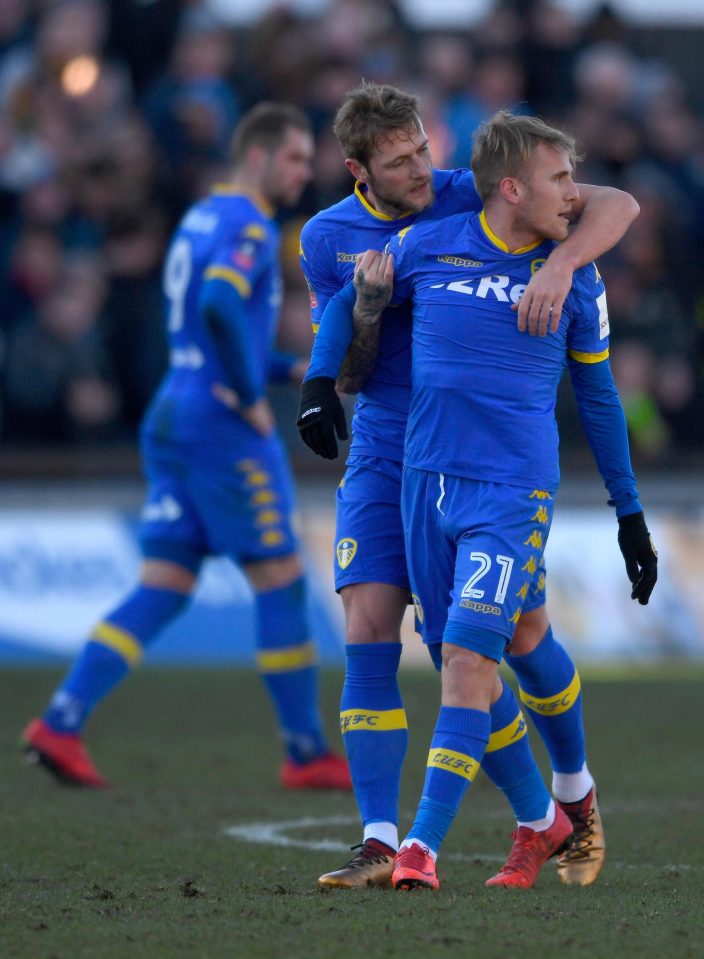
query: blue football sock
[
  {"left": 43, "top": 584, "right": 189, "bottom": 733},
  {"left": 256, "top": 576, "right": 327, "bottom": 764},
  {"left": 407, "top": 706, "right": 490, "bottom": 854},
  {"left": 505, "top": 627, "right": 586, "bottom": 773},
  {"left": 482, "top": 679, "right": 551, "bottom": 822},
  {"left": 340, "top": 643, "right": 407, "bottom": 833}
]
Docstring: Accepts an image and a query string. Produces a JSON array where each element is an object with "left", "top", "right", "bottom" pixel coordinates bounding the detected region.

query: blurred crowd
[{"left": 1, "top": 0, "right": 703, "bottom": 469}]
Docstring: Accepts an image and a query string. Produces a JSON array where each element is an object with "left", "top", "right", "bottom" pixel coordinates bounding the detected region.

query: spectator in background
[
  {"left": 102, "top": 210, "right": 170, "bottom": 431},
  {"left": 3, "top": 251, "right": 122, "bottom": 444},
  {"left": 0, "top": 0, "right": 702, "bottom": 468},
  {"left": 143, "top": 23, "right": 240, "bottom": 206}
]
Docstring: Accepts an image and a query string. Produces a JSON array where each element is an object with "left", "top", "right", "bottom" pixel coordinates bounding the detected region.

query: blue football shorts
[
  {"left": 402, "top": 466, "right": 554, "bottom": 663},
  {"left": 138, "top": 433, "right": 298, "bottom": 570},
  {"left": 334, "top": 454, "right": 410, "bottom": 593}
]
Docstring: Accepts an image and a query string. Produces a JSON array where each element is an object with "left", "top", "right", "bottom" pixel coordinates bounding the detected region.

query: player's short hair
[
  {"left": 333, "top": 82, "right": 422, "bottom": 165},
  {"left": 471, "top": 111, "right": 580, "bottom": 201},
  {"left": 230, "top": 102, "right": 311, "bottom": 165}
]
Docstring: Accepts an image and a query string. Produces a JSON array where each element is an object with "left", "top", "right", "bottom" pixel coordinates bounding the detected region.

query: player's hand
[
  {"left": 617, "top": 511, "right": 658, "bottom": 605},
  {"left": 240, "top": 397, "right": 275, "bottom": 437},
  {"left": 514, "top": 258, "right": 573, "bottom": 336},
  {"left": 353, "top": 250, "right": 394, "bottom": 326},
  {"left": 297, "top": 375, "right": 348, "bottom": 459},
  {"left": 212, "top": 382, "right": 240, "bottom": 410}
]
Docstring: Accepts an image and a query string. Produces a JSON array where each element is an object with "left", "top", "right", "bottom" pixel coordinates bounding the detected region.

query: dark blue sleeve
[
  {"left": 304, "top": 281, "right": 356, "bottom": 382},
  {"left": 568, "top": 357, "right": 642, "bottom": 517},
  {"left": 269, "top": 349, "right": 297, "bottom": 383},
  {"left": 199, "top": 276, "right": 263, "bottom": 406}
]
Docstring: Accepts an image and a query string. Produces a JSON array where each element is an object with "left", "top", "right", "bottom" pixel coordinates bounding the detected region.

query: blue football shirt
[
  {"left": 142, "top": 188, "right": 282, "bottom": 450},
  {"left": 388, "top": 210, "right": 610, "bottom": 491},
  {"left": 300, "top": 168, "right": 483, "bottom": 461}
]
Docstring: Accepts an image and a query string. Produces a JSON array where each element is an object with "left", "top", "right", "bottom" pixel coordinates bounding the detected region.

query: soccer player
[
  {"left": 297, "top": 83, "right": 642, "bottom": 889},
  {"left": 21, "top": 103, "right": 351, "bottom": 793},
  {"left": 383, "top": 110, "right": 657, "bottom": 891}
]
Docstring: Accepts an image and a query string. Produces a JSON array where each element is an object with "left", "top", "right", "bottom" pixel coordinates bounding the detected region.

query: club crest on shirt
[{"left": 336, "top": 538, "right": 358, "bottom": 569}]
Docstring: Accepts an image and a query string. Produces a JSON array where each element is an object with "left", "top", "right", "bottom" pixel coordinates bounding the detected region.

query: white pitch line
[
  {"left": 223, "top": 815, "right": 356, "bottom": 852},
  {"left": 223, "top": 814, "right": 704, "bottom": 872}
]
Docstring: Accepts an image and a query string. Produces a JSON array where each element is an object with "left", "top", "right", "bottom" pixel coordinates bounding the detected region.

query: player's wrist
[
  {"left": 546, "top": 242, "right": 579, "bottom": 273},
  {"left": 352, "top": 305, "right": 383, "bottom": 328}
]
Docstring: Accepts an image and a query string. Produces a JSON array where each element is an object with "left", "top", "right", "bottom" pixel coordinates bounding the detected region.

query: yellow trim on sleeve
[
  {"left": 340, "top": 708, "right": 408, "bottom": 734},
  {"left": 257, "top": 641, "right": 317, "bottom": 673},
  {"left": 519, "top": 671, "right": 582, "bottom": 716},
  {"left": 427, "top": 747, "right": 480, "bottom": 782},
  {"left": 568, "top": 348, "right": 609, "bottom": 364},
  {"left": 204, "top": 265, "right": 251, "bottom": 298},
  {"left": 91, "top": 622, "right": 143, "bottom": 668},
  {"left": 485, "top": 712, "right": 527, "bottom": 753}
]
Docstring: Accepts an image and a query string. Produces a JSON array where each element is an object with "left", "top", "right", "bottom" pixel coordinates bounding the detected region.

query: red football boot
[
  {"left": 21, "top": 718, "right": 109, "bottom": 788},
  {"left": 280, "top": 751, "right": 352, "bottom": 790},
  {"left": 392, "top": 842, "right": 440, "bottom": 891},
  {"left": 485, "top": 805, "right": 573, "bottom": 888}
]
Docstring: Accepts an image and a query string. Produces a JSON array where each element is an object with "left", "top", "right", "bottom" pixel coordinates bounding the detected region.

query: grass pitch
[{"left": 1, "top": 667, "right": 703, "bottom": 959}]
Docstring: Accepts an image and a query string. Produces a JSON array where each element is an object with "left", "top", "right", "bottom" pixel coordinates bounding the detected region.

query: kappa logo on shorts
[
  {"left": 411, "top": 593, "right": 424, "bottom": 625},
  {"left": 336, "top": 538, "right": 357, "bottom": 569}
]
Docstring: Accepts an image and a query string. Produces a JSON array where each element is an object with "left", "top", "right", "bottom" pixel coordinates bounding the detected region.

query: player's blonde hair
[
  {"left": 333, "top": 82, "right": 422, "bottom": 165},
  {"left": 471, "top": 111, "right": 581, "bottom": 201}
]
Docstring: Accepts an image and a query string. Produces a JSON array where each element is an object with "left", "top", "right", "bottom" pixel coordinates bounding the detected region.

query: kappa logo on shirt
[
  {"left": 336, "top": 538, "right": 358, "bottom": 569},
  {"left": 437, "top": 255, "right": 483, "bottom": 268}
]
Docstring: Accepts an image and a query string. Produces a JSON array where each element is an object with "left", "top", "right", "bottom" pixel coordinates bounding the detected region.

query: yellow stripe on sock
[
  {"left": 427, "top": 747, "right": 480, "bottom": 782},
  {"left": 340, "top": 708, "right": 408, "bottom": 734},
  {"left": 257, "top": 641, "right": 317, "bottom": 673},
  {"left": 519, "top": 671, "right": 581, "bottom": 716},
  {"left": 91, "top": 622, "right": 143, "bottom": 667},
  {"left": 485, "top": 711, "right": 528, "bottom": 753}
]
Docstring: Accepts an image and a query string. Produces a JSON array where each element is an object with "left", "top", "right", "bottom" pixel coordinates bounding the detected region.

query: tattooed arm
[{"left": 337, "top": 251, "right": 395, "bottom": 394}]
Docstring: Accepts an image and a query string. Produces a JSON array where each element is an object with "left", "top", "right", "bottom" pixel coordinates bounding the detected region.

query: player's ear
[
  {"left": 246, "top": 142, "right": 268, "bottom": 171},
  {"left": 345, "top": 157, "right": 368, "bottom": 183},
  {"left": 499, "top": 176, "right": 521, "bottom": 205}
]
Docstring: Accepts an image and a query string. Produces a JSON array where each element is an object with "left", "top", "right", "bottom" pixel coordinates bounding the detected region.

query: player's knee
[
  {"left": 341, "top": 584, "right": 406, "bottom": 644},
  {"left": 441, "top": 643, "right": 497, "bottom": 706},
  {"left": 140, "top": 559, "right": 197, "bottom": 594},
  {"left": 345, "top": 604, "right": 402, "bottom": 644},
  {"left": 442, "top": 643, "right": 490, "bottom": 676},
  {"left": 508, "top": 605, "right": 550, "bottom": 656},
  {"left": 246, "top": 553, "right": 303, "bottom": 591}
]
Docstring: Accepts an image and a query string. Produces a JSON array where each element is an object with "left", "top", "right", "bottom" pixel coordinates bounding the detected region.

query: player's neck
[
  {"left": 228, "top": 173, "right": 276, "bottom": 217},
  {"left": 361, "top": 183, "right": 409, "bottom": 220},
  {"left": 481, "top": 206, "right": 541, "bottom": 254}
]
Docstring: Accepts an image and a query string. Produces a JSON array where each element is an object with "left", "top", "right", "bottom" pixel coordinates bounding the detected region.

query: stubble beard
[{"left": 369, "top": 177, "right": 435, "bottom": 217}]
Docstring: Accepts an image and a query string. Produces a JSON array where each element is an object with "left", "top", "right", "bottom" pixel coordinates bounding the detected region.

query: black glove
[
  {"left": 617, "top": 511, "right": 658, "bottom": 605},
  {"left": 296, "top": 376, "right": 348, "bottom": 460}
]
